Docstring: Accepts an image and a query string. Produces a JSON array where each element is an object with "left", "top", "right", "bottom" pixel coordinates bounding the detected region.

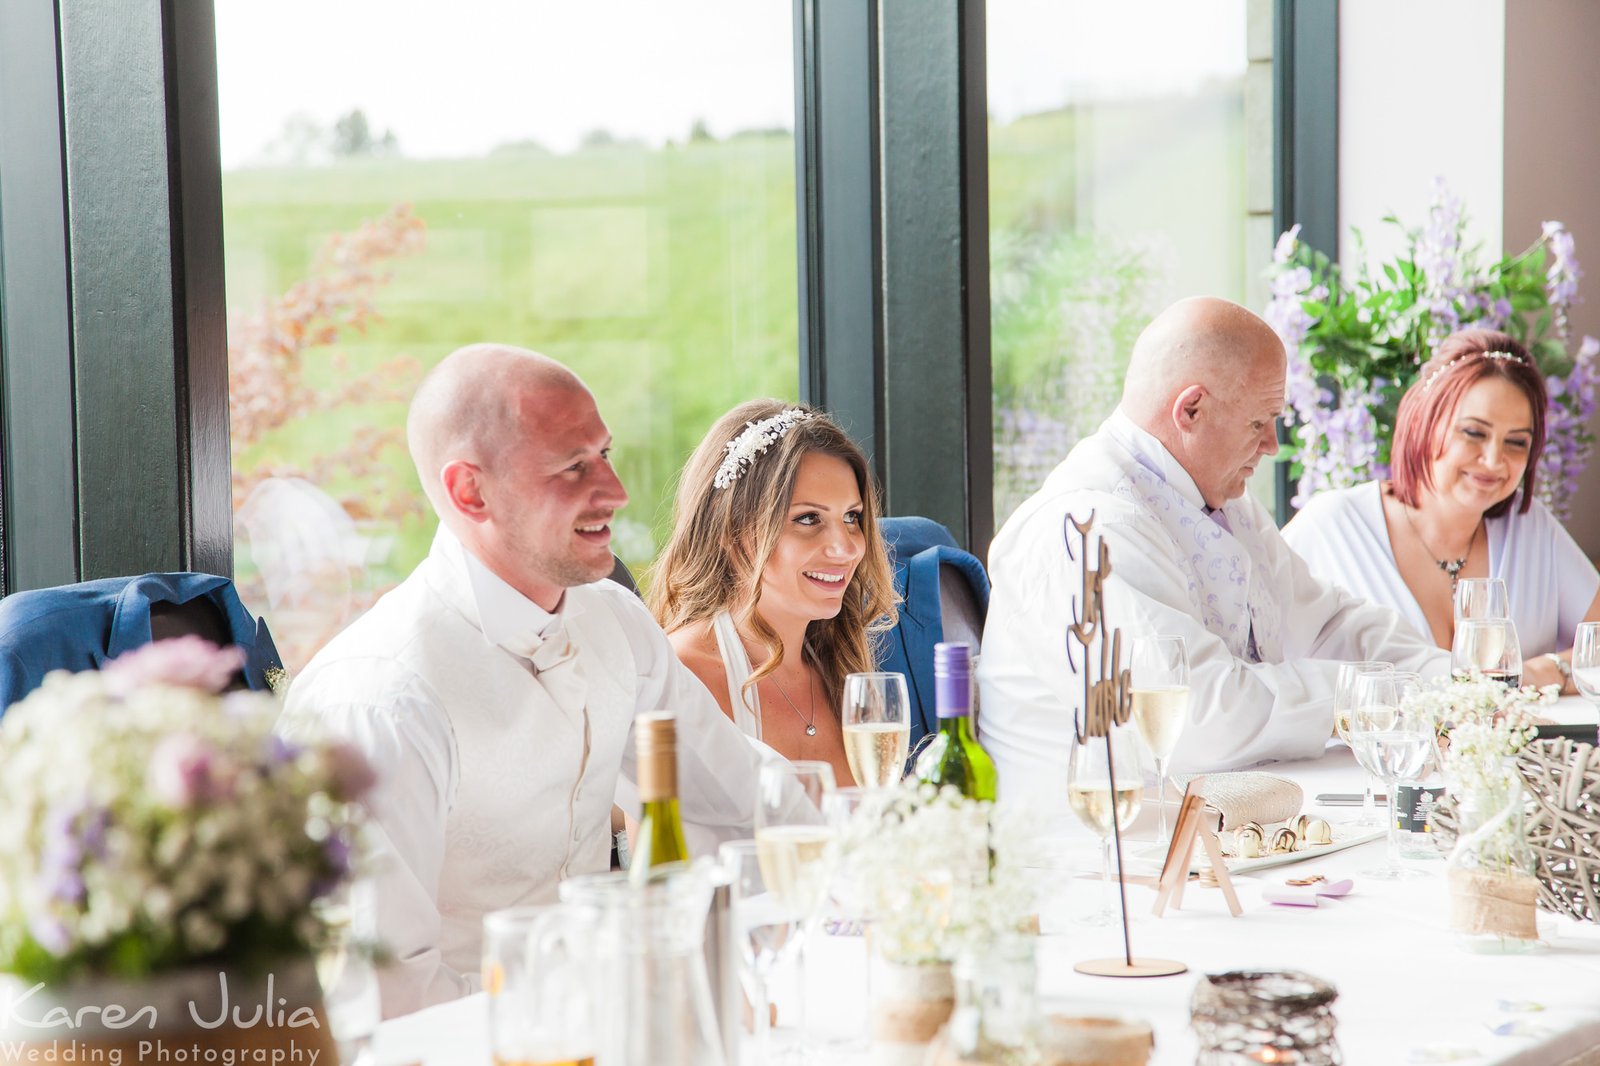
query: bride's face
[
  {"left": 1427, "top": 376, "right": 1534, "bottom": 514},
  {"left": 757, "top": 451, "right": 866, "bottom": 625}
]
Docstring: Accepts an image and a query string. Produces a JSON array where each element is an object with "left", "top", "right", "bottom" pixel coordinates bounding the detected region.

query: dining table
[{"left": 373, "top": 697, "right": 1600, "bottom": 1066}]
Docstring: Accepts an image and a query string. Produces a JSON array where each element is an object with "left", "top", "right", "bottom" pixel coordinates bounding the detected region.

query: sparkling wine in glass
[
  {"left": 1452, "top": 618, "right": 1522, "bottom": 688},
  {"left": 840, "top": 672, "right": 911, "bottom": 789},
  {"left": 720, "top": 839, "right": 801, "bottom": 1066},
  {"left": 1349, "top": 671, "right": 1430, "bottom": 880},
  {"left": 1454, "top": 577, "right": 1509, "bottom": 622},
  {"left": 1065, "top": 725, "right": 1142, "bottom": 926},
  {"left": 1128, "top": 635, "right": 1189, "bottom": 843},
  {"left": 753, "top": 760, "right": 836, "bottom": 1056},
  {"left": 1335, "top": 661, "right": 1393, "bottom": 827},
  {"left": 1574, "top": 622, "right": 1600, "bottom": 709}
]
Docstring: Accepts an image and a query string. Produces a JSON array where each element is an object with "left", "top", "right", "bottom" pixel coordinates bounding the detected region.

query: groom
[
  {"left": 977, "top": 297, "right": 1447, "bottom": 811},
  {"left": 284, "top": 344, "right": 772, "bottom": 1017}
]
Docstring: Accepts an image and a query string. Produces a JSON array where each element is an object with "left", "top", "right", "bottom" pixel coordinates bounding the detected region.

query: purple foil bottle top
[{"left": 933, "top": 642, "right": 972, "bottom": 717}]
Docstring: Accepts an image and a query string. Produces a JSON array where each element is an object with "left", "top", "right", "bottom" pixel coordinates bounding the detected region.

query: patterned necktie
[
  {"left": 501, "top": 624, "right": 589, "bottom": 720},
  {"left": 1205, "top": 505, "right": 1262, "bottom": 664}
]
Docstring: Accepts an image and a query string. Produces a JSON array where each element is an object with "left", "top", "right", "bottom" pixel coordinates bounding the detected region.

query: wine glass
[
  {"left": 1452, "top": 618, "right": 1523, "bottom": 687},
  {"left": 754, "top": 760, "right": 836, "bottom": 1057},
  {"left": 1334, "top": 661, "right": 1393, "bottom": 827},
  {"left": 1454, "top": 577, "right": 1509, "bottom": 621},
  {"left": 840, "top": 672, "right": 911, "bottom": 789},
  {"left": 1574, "top": 622, "right": 1600, "bottom": 709},
  {"left": 720, "top": 839, "right": 802, "bottom": 1066},
  {"left": 1127, "top": 635, "right": 1189, "bottom": 843},
  {"left": 1349, "top": 671, "right": 1432, "bottom": 880},
  {"left": 1065, "top": 725, "right": 1142, "bottom": 926}
]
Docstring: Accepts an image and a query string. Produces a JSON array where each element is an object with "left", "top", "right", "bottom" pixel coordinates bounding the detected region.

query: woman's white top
[
  {"left": 711, "top": 609, "right": 762, "bottom": 741},
  {"left": 1282, "top": 481, "right": 1599, "bottom": 657}
]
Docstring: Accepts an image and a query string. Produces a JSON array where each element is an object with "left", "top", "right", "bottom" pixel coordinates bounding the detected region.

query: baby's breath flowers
[{"left": 0, "top": 637, "right": 371, "bottom": 984}]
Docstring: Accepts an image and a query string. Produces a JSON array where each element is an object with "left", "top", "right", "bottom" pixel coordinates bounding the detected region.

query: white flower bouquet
[
  {"left": 0, "top": 637, "right": 372, "bottom": 984},
  {"left": 835, "top": 783, "right": 1035, "bottom": 966},
  {"left": 1403, "top": 675, "right": 1554, "bottom": 785}
]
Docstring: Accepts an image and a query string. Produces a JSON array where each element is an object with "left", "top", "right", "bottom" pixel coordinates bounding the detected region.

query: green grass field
[{"left": 222, "top": 84, "right": 1245, "bottom": 627}]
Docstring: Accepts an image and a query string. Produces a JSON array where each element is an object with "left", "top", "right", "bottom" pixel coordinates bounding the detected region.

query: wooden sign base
[
  {"left": 1073, "top": 957, "right": 1188, "bottom": 978},
  {"left": 1151, "top": 781, "right": 1242, "bottom": 918}
]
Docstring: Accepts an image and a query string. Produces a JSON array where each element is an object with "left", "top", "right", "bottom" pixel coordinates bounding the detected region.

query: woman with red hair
[{"left": 1284, "top": 329, "right": 1599, "bottom": 691}]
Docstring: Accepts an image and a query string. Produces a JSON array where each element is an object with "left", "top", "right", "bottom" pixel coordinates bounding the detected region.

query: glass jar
[
  {"left": 1445, "top": 770, "right": 1541, "bottom": 953},
  {"left": 948, "top": 934, "right": 1038, "bottom": 1062},
  {"left": 1191, "top": 970, "right": 1340, "bottom": 1064}
]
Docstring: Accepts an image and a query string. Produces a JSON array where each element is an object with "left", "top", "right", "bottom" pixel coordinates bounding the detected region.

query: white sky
[{"left": 215, "top": 0, "right": 1246, "bottom": 169}]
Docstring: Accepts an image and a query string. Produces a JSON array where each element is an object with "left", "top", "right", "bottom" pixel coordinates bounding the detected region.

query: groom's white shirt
[
  {"left": 282, "top": 526, "right": 763, "bottom": 1017},
  {"left": 977, "top": 410, "right": 1446, "bottom": 815}
]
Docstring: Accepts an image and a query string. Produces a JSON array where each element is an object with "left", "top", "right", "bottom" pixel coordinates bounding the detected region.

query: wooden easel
[{"left": 1150, "top": 780, "right": 1242, "bottom": 918}]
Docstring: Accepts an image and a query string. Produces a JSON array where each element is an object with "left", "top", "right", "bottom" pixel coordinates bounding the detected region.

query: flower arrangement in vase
[
  {"left": 0, "top": 636, "right": 373, "bottom": 1059},
  {"left": 1267, "top": 179, "right": 1599, "bottom": 518}
]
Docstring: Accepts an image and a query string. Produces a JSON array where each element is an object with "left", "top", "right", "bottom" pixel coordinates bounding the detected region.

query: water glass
[
  {"left": 1574, "top": 622, "right": 1600, "bottom": 708},
  {"left": 1127, "top": 635, "right": 1189, "bottom": 844},
  {"left": 1454, "top": 577, "right": 1509, "bottom": 621},
  {"left": 482, "top": 905, "right": 598, "bottom": 1066},
  {"left": 840, "top": 672, "right": 911, "bottom": 789},
  {"left": 720, "top": 839, "right": 802, "bottom": 1066},
  {"left": 1334, "top": 661, "right": 1392, "bottom": 826},
  {"left": 1452, "top": 618, "right": 1522, "bottom": 687},
  {"left": 1348, "top": 672, "right": 1432, "bottom": 881}
]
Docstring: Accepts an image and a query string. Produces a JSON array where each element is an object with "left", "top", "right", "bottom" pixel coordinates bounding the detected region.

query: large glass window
[
  {"left": 216, "top": 1, "right": 798, "bottom": 668},
  {"left": 987, "top": 1, "right": 1260, "bottom": 524}
]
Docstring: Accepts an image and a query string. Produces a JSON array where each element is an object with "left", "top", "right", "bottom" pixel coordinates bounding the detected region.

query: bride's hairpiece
[
  {"left": 714, "top": 408, "right": 814, "bottom": 489},
  {"left": 1421, "top": 348, "right": 1527, "bottom": 391}
]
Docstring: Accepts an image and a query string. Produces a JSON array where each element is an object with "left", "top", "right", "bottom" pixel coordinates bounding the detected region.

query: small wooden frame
[{"left": 1151, "top": 780, "right": 1242, "bottom": 918}]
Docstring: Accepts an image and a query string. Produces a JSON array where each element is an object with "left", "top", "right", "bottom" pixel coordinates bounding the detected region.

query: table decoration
[
  {"left": 1063, "top": 511, "right": 1185, "bottom": 979},
  {"left": 1516, "top": 737, "right": 1600, "bottom": 924},
  {"left": 0, "top": 636, "right": 372, "bottom": 1062},
  {"left": 833, "top": 781, "right": 1034, "bottom": 1064},
  {"left": 1190, "top": 970, "right": 1340, "bottom": 1065}
]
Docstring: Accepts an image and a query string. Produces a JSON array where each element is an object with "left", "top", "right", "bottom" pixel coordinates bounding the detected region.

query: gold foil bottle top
[{"left": 635, "top": 711, "right": 680, "bottom": 801}]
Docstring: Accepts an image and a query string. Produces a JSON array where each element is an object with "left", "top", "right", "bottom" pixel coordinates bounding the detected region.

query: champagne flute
[
  {"left": 1574, "top": 622, "right": 1600, "bottom": 710},
  {"left": 1349, "top": 672, "right": 1431, "bottom": 880},
  {"left": 1454, "top": 577, "right": 1509, "bottom": 621},
  {"left": 754, "top": 760, "right": 836, "bottom": 1059},
  {"left": 1127, "top": 636, "right": 1189, "bottom": 843},
  {"left": 1334, "top": 661, "right": 1393, "bottom": 827},
  {"left": 1452, "top": 618, "right": 1522, "bottom": 687},
  {"left": 1065, "top": 725, "right": 1142, "bottom": 926},
  {"left": 720, "top": 839, "right": 802, "bottom": 1066},
  {"left": 840, "top": 672, "right": 911, "bottom": 789}
]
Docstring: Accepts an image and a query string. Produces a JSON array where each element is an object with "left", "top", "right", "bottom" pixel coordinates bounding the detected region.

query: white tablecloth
[{"left": 374, "top": 699, "right": 1600, "bottom": 1065}]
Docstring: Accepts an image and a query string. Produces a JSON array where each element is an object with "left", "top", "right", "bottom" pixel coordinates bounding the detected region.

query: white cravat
[{"left": 502, "top": 623, "right": 588, "bottom": 717}]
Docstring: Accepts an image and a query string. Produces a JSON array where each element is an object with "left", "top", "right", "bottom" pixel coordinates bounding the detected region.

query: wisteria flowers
[
  {"left": 0, "top": 637, "right": 372, "bottom": 984},
  {"left": 1266, "top": 180, "right": 1599, "bottom": 518}
]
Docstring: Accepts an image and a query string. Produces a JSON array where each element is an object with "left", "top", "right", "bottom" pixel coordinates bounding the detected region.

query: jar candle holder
[{"left": 1190, "top": 970, "right": 1340, "bottom": 1064}]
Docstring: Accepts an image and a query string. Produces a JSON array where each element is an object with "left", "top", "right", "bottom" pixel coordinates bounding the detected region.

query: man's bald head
[
  {"left": 1118, "top": 297, "right": 1287, "bottom": 508},
  {"left": 1121, "top": 297, "right": 1285, "bottom": 424},
  {"left": 407, "top": 343, "right": 584, "bottom": 513}
]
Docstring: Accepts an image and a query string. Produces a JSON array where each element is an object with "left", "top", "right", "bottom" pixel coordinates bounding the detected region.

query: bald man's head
[
  {"left": 406, "top": 343, "right": 629, "bottom": 609},
  {"left": 1119, "top": 297, "right": 1287, "bottom": 507},
  {"left": 406, "top": 344, "right": 582, "bottom": 511}
]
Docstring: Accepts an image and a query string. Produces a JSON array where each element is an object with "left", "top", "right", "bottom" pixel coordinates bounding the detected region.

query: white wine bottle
[{"left": 629, "top": 711, "right": 690, "bottom": 882}]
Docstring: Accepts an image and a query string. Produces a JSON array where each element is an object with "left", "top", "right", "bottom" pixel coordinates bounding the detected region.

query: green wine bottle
[
  {"left": 629, "top": 711, "right": 690, "bottom": 882},
  {"left": 917, "top": 642, "right": 998, "bottom": 801}
]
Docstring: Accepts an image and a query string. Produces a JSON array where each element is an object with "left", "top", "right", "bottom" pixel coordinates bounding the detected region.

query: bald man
[
  {"left": 977, "top": 298, "right": 1445, "bottom": 810},
  {"left": 283, "top": 345, "right": 771, "bottom": 1017}
]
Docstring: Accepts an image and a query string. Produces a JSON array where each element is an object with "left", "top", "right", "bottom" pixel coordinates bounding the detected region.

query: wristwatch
[{"left": 1544, "top": 652, "right": 1573, "bottom": 690}]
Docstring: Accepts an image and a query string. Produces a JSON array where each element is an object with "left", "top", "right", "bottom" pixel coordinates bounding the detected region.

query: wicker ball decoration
[{"left": 1514, "top": 738, "right": 1600, "bottom": 923}]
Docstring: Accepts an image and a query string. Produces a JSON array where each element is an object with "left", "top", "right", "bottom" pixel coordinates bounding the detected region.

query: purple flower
[
  {"left": 147, "top": 733, "right": 237, "bottom": 808},
  {"left": 105, "top": 636, "right": 245, "bottom": 696},
  {"left": 28, "top": 913, "right": 72, "bottom": 956},
  {"left": 1274, "top": 224, "right": 1303, "bottom": 264}
]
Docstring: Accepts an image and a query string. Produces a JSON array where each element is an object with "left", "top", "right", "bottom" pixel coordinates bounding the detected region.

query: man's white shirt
[
  {"left": 281, "top": 527, "right": 764, "bottom": 1017},
  {"left": 977, "top": 410, "right": 1448, "bottom": 818}
]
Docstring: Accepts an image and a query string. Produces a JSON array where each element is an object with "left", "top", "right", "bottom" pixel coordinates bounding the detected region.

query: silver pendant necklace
[
  {"left": 1402, "top": 505, "right": 1478, "bottom": 594},
  {"left": 770, "top": 669, "right": 818, "bottom": 736}
]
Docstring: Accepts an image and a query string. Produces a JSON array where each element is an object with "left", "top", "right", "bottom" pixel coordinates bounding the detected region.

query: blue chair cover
[
  {"left": 877, "top": 517, "right": 991, "bottom": 753},
  {"left": 0, "top": 573, "right": 283, "bottom": 714}
]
